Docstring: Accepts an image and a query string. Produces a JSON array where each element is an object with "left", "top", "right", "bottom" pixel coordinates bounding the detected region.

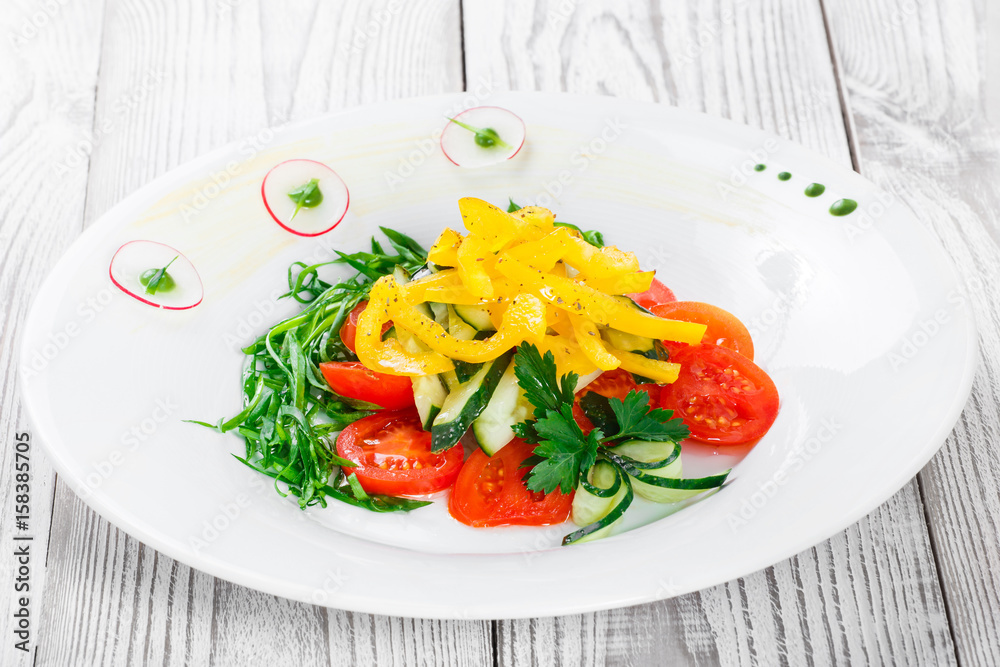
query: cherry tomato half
[
  {"left": 339, "top": 301, "right": 393, "bottom": 354},
  {"left": 627, "top": 278, "right": 676, "bottom": 310},
  {"left": 336, "top": 409, "right": 463, "bottom": 495},
  {"left": 319, "top": 361, "right": 415, "bottom": 410},
  {"left": 651, "top": 301, "right": 754, "bottom": 361},
  {"left": 449, "top": 439, "right": 574, "bottom": 527},
  {"left": 659, "top": 344, "right": 778, "bottom": 445}
]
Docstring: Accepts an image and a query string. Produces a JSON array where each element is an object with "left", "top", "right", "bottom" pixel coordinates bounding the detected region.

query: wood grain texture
[
  {"left": 464, "top": 0, "right": 956, "bottom": 664},
  {"left": 826, "top": 0, "right": 1000, "bottom": 664},
  {"left": 0, "top": 1, "right": 105, "bottom": 665},
  {"left": 31, "top": 1, "right": 486, "bottom": 666}
]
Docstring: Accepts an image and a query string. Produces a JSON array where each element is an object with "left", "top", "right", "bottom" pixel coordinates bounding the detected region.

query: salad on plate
[{"left": 189, "top": 192, "right": 779, "bottom": 546}]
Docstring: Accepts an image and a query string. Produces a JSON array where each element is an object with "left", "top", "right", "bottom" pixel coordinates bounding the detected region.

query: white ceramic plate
[{"left": 19, "top": 92, "right": 976, "bottom": 619}]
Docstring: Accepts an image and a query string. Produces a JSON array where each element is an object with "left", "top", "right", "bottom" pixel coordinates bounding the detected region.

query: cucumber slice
[
  {"left": 563, "top": 459, "right": 633, "bottom": 545},
  {"left": 395, "top": 327, "right": 447, "bottom": 429},
  {"left": 606, "top": 441, "right": 731, "bottom": 503},
  {"left": 431, "top": 350, "right": 514, "bottom": 451},
  {"left": 472, "top": 359, "right": 533, "bottom": 455},
  {"left": 611, "top": 440, "right": 692, "bottom": 503},
  {"left": 602, "top": 328, "right": 654, "bottom": 353},
  {"left": 447, "top": 306, "right": 478, "bottom": 341},
  {"left": 429, "top": 302, "right": 448, "bottom": 327},
  {"left": 447, "top": 306, "right": 484, "bottom": 383},
  {"left": 571, "top": 461, "right": 623, "bottom": 526},
  {"left": 453, "top": 304, "right": 495, "bottom": 331}
]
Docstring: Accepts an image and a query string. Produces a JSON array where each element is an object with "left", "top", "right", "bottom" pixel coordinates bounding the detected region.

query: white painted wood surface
[
  {"left": 827, "top": 1, "right": 1000, "bottom": 665},
  {"left": 1, "top": 0, "right": 996, "bottom": 664}
]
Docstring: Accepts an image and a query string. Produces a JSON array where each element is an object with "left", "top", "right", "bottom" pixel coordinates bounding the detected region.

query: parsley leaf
[
  {"left": 513, "top": 344, "right": 577, "bottom": 418},
  {"left": 608, "top": 390, "right": 690, "bottom": 442},
  {"left": 525, "top": 406, "right": 603, "bottom": 494}
]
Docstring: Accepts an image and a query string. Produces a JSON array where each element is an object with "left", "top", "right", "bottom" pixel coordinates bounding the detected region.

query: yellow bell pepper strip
[
  {"left": 456, "top": 235, "right": 495, "bottom": 299},
  {"left": 355, "top": 277, "right": 455, "bottom": 376},
  {"left": 427, "top": 228, "right": 463, "bottom": 267},
  {"left": 510, "top": 205, "right": 556, "bottom": 231},
  {"left": 537, "top": 334, "right": 600, "bottom": 378},
  {"left": 400, "top": 269, "right": 498, "bottom": 306},
  {"left": 422, "top": 286, "right": 493, "bottom": 306},
  {"left": 568, "top": 314, "right": 621, "bottom": 371},
  {"left": 608, "top": 348, "right": 681, "bottom": 384},
  {"left": 501, "top": 226, "right": 640, "bottom": 280},
  {"left": 503, "top": 226, "right": 575, "bottom": 271},
  {"left": 401, "top": 269, "right": 464, "bottom": 302},
  {"left": 563, "top": 237, "right": 640, "bottom": 279},
  {"left": 581, "top": 271, "right": 655, "bottom": 295},
  {"left": 459, "top": 197, "right": 522, "bottom": 252},
  {"left": 387, "top": 286, "right": 547, "bottom": 363},
  {"left": 495, "top": 254, "right": 707, "bottom": 343}
]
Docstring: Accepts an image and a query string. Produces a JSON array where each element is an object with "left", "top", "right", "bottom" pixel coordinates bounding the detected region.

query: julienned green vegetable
[{"left": 190, "top": 227, "right": 431, "bottom": 512}]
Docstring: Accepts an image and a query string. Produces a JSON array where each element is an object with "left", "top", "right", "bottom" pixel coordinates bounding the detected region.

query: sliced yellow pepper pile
[{"left": 354, "top": 197, "right": 707, "bottom": 382}]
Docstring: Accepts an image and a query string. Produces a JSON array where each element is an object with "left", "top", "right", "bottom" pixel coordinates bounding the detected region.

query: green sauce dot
[
  {"left": 829, "top": 198, "right": 858, "bottom": 216},
  {"left": 139, "top": 268, "right": 176, "bottom": 293},
  {"left": 754, "top": 164, "right": 766, "bottom": 172},
  {"left": 777, "top": 172, "right": 791, "bottom": 181},
  {"left": 804, "top": 183, "right": 826, "bottom": 197}
]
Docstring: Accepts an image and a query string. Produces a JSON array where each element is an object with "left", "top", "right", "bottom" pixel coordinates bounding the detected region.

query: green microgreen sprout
[
  {"left": 140, "top": 256, "right": 178, "bottom": 295},
  {"left": 288, "top": 178, "right": 324, "bottom": 221},
  {"left": 446, "top": 117, "right": 512, "bottom": 149}
]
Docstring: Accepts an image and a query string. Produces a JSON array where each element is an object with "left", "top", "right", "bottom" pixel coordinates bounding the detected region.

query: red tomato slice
[
  {"left": 449, "top": 439, "right": 574, "bottom": 527},
  {"left": 336, "top": 410, "right": 463, "bottom": 495},
  {"left": 579, "top": 369, "right": 658, "bottom": 402},
  {"left": 339, "top": 301, "right": 393, "bottom": 354},
  {"left": 319, "top": 361, "right": 414, "bottom": 410},
  {"left": 651, "top": 301, "right": 754, "bottom": 361},
  {"left": 627, "top": 278, "right": 676, "bottom": 310},
  {"left": 660, "top": 344, "right": 778, "bottom": 445}
]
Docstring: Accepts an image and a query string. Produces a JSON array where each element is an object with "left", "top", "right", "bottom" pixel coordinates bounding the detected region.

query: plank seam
[
  {"left": 915, "top": 473, "right": 963, "bottom": 665},
  {"left": 816, "top": 0, "right": 861, "bottom": 173},
  {"left": 458, "top": 0, "right": 468, "bottom": 90}
]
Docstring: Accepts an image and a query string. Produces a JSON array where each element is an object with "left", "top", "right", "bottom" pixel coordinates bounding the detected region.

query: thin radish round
[
  {"left": 261, "top": 159, "right": 350, "bottom": 236},
  {"left": 440, "top": 106, "right": 526, "bottom": 168},
  {"left": 109, "top": 240, "right": 204, "bottom": 310}
]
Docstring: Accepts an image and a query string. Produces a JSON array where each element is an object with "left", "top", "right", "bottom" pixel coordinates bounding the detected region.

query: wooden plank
[
  {"left": 824, "top": 0, "right": 1000, "bottom": 663},
  {"left": 33, "top": 1, "right": 484, "bottom": 665},
  {"left": 464, "top": 0, "right": 956, "bottom": 664},
  {"left": 0, "top": 1, "right": 105, "bottom": 665}
]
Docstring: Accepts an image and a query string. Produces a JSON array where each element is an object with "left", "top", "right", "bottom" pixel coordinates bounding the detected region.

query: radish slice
[
  {"left": 109, "top": 240, "right": 204, "bottom": 310},
  {"left": 440, "top": 106, "right": 526, "bottom": 168},
  {"left": 261, "top": 159, "right": 349, "bottom": 237}
]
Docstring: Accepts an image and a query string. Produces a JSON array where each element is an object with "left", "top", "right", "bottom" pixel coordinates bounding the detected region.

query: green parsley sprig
[{"left": 512, "top": 344, "right": 690, "bottom": 495}]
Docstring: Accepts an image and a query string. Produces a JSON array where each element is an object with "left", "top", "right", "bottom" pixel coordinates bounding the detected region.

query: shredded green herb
[{"left": 189, "top": 228, "right": 431, "bottom": 511}]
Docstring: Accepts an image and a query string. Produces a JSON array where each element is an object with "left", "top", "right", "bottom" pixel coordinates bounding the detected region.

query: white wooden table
[{"left": 2, "top": 0, "right": 999, "bottom": 664}]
